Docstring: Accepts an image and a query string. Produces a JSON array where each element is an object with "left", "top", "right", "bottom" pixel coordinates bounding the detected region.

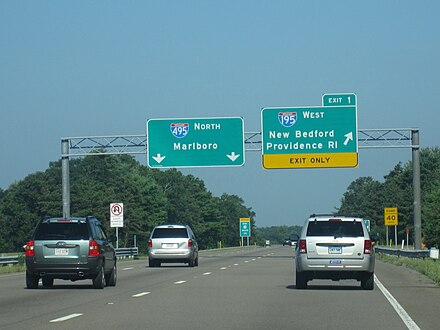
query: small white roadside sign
[{"left": 110, "top": 203, "right": 124, "bottom": 228}]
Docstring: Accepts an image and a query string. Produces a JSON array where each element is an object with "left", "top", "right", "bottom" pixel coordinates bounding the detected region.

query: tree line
[
  {"left": 0, "top": 155, "right": 255, "bottom": 252},
  {"left": 338, "top": 147, "right": 440, "bottom": 248},
  {"left": 1, "top": 147, "right": 439, "bottom": 252}
]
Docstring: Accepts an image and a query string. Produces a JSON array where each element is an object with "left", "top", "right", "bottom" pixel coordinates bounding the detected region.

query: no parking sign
[{"left": 110, "top": 203, "right": 124, "bottom": 228}]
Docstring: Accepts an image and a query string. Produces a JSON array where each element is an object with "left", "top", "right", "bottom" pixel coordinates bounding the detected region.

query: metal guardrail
[
  {"left": 375, "top": 247, "right": 430, "bottom": 258},
  {"left": 115, "top": 247, "right": 139, "bottom": 258},
  {"left": 0, "top": 247, "right": 139, "bottom": 266},
  {"left": 0, "top": 256, "right": 19, "bottom": 265}
]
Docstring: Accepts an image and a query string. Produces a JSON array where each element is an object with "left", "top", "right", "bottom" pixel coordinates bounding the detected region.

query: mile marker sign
[{"left": 147, "top": 117, "right": 245, "bottom": 168}]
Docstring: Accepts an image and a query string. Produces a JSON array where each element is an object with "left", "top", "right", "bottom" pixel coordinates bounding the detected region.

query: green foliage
[
  {"left": 377, "top": 253, "right": 440, "bottom": 285},
  {"left": 0, "top": 155, "right": 255, "bottom": 252},
  {"left": 255, "top": 225, "right": 302, "bottom": 246},
  {"left": 338, "top": 147, "right": 440, "bottom": 248}
]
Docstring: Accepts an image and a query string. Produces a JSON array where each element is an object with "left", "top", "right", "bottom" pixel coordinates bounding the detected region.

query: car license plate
[
  {"left": 330, "top": 260, "right": 342, "bottom": 265},
  {"left": 55, "top": 248, "right": 69, "bottom": 256},
  {"left": 162, "top": 243, "right": 177, "bottom": 249},
  {"left": 328, "top": 246, "right": 342, "bottom": 254}
]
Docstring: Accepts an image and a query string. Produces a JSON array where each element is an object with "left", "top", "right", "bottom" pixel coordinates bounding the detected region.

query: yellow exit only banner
[{"left": 262, "top": 152, "right": 358, "bottom": 169}]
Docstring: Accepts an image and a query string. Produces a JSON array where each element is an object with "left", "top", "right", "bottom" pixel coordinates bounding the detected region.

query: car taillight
[
  {"left": 364, "top": 240, "right": 372, "bottom": 254},
  {"left": 188, "top": 239, "right": 193, "bottom": 248},
  {"left": 25, "top": 240, "right": 35, "bottom": 257},
  {"left": 88, "top": 240, "right": 100, "bottom": 257},
  {"left": 299, "top": 239, "right": 307, "bottom": 254},
  {"left": 148, "top": 239, "right": 152, "bottom": 248}
]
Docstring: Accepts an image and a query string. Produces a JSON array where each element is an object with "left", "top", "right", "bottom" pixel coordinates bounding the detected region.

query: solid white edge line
[
  {"left": 374, "top": 275, "right": 421, "bottom": 330},
  {"left": 50, "top": 313, "right": 83, "bottom": 323},
  {"left": 132, "top": 292, "right": 151, "bottom": 298}
]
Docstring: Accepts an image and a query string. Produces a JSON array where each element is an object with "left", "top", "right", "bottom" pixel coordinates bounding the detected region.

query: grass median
[{"left": 377, "top": 252, "right": 440, "bottom": 285}]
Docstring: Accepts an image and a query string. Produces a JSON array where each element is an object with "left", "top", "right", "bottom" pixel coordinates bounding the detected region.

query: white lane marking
[
  {"left": 132, "top": 292, "right": 151, "bottom": 298},
  {"left": 375, "top": 275, "right": 421, "bottom": 330},
  {"left": 174, "top": 280, "right": 186, "bottom": 284},
  {"left": 122, "top": 267, "right": 134, "bottom": 271},
  {"left": 220, "top": 267, "right": 228, "bottom": 270},
  {"left": 50, "top": 313, "right": 83, "bottom": 323},
  {"left": 244, "top": 260, "right": 249, "bottom": 263},
  {"left": 233, "top": 263, "right": 239, "bottom": 266},
  {"left": 202, "top": 272, "right": 212, "bottom": 276},
  {"left": 252, "top": 258, "right": 256, "bottom": 261}
]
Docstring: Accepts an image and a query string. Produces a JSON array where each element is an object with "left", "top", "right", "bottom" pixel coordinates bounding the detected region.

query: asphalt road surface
[{"left": 1, "top": 246, "right": 439, "bottom": 330}]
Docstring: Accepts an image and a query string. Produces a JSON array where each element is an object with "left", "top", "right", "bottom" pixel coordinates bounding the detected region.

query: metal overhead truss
[
  {"left": 61, "top": 128, "right": 417, "bottom": 157},
  {"left": 61, "top": 128, "right": 421, "bottom": 249}
]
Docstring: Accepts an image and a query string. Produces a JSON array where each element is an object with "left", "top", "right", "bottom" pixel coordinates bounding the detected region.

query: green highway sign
[
  {"left": 323, "top": 93, "right": 356, "bottom": 106},
  {"left": 240, "top": 218, "right": 251, "bottom": 237},
  {"left": 261, "top": 104, "right": 358, "bottom": 169},
  {"left": 147, "top": 117, "right": 245, "bottom": 168}
]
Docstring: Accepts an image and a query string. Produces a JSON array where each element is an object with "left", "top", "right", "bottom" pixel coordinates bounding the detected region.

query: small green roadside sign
[
  {"left": 240, "top": 218, "right": 251, "bottom": 237},
  {"left": 147, "top": 117, "right": 245, "bottom": 168}
]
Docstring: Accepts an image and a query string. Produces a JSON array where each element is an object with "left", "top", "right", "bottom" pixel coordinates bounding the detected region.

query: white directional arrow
[
  {"left": 343, "top": 132, "right": 353, "bottom": 146},
  {"left": 226, "top": 152, "right": 240, "bottom": 162},
  {"left": 152, "top": 154, "right": 166, "bottom": 164}
]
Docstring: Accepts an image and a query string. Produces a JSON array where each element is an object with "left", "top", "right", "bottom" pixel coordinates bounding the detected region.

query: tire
[
  {"left": 26, "top": 272, "right": 39, "bottom": 289},
  {"left": 105, "top": 263, "right": 117, "bottom": 287},
  {"left": 149, "top": 258, "right": 155, "bottom": 267},
  {"left": 361, "top": 272, "right": 374, "bottom": 290},
  {"left": 296, "top": 270, "right": 308, "bottom": 289},
  {"left": 42, "top": 277, "right": 54, "bottom": 288},
  {"left": 194, "top": 256, "right": 199, "bottom": 267},
  {"left": 188, "top": 257, "right": 195, "bottom": 267},
  {"left": 93, "top": 266, "right": 105, "bottom": 289}
]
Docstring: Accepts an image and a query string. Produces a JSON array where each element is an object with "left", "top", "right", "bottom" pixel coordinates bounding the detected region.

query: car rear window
[
  {"left": 152, "top": 228, "right": 188, "bottom": 239},
  {"left": 34, "top": 222, "right": 89, "bottom": 240},
  {"left": 306, "top": 221, "right": 364, "bottom": 237}
]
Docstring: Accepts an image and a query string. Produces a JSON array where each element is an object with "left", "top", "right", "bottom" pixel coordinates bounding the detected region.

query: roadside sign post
[
  {"left": 110, "top": 203, "right": 124, "bottom": 248},
  {"left": 384, "top": 207, "right": 398, "bottom": 248},
  {"left": 147, "top": 117, "right": 245, "bottom": 168},
  {"left": 240, "top": 218, "right": 251, "bottom": 246},
  {"left": 261, "top": 93, "right": 358, "bottom": 169}
]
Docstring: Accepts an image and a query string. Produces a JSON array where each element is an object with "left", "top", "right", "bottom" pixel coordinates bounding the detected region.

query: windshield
[
  {"left": 34, "top": 222, "right": 89, "bottom": 240},
  {"left": 152, "top": 228, "right": 188, "bottom": 239},
  {"left": 306, "top": 221, "right": 364, "bottom": 237}
]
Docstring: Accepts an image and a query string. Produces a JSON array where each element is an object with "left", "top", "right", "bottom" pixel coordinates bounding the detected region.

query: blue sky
[{"left": 1, "top": 1, "right": 439, "bottom": 227}]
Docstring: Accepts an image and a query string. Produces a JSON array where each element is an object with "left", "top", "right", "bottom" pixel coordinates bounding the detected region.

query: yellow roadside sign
[{"left": 384, "top": 207, "right": 398, "bottom": 226}]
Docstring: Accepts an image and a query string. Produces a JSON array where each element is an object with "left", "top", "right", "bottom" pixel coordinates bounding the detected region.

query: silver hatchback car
[
  {"left": 295, "top": 214, "right": 375, "bottom": 290},
  {"left": 148, "top": 224, "right": 199, "bottom": 267}
]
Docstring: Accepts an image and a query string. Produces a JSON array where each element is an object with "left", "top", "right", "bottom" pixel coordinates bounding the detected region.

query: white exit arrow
[
  {"left": 226, "top": 152, "right": 240, "bottom": 162},
  {"left": 343, "top": 132, "right": 353, "bottom": 146},
  {"left": 152, "top": 154, "right": 166, "bottom": 164}
]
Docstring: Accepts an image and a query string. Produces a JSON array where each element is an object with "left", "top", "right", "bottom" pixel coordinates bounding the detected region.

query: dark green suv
[{"left": 25, "top": 216, "right": 117, "bottom": 289}]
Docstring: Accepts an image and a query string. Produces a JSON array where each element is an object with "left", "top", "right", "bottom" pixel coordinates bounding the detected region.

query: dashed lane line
[
  {"left": 132, "top": 292, "right": 151, "bottom": 298},
  {"left": 50, "top": 313, "right": 83, "bottom": 323}
]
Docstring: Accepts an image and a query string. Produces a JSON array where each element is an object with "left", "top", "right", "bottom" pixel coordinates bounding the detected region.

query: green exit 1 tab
[{"left": 322, "top": 93, "right": 356, "bottom": 107}]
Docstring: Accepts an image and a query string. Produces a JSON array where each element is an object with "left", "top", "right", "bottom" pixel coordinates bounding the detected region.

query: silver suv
[
  {"left": 25, "top": 216, "right": 117, "bottom": 289},
  {"left": 148, "top": 224, "right": 199, "bottom": 267},
  {"left": 295, "top": 214, "right": 375, "bottom": 290}
]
